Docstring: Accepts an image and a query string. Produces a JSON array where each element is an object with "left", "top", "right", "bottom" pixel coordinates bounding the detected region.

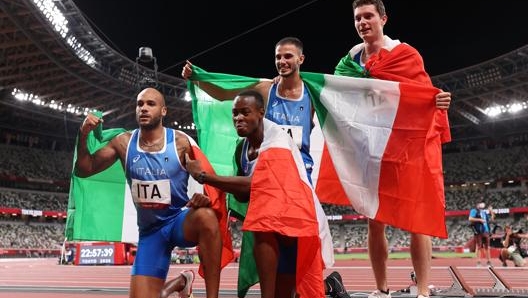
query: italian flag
[
  {"left": 185, "top": 64, "right": 449, "bottom": 295},
  {"left": 301, "top": 72, "right": 448, "bottom": 238},
  {"left": 65, "top": 113, "right": 234, "bottom": 274},
  {"left": 188, "top": 66, "right": 448, "bottom": 239},
  {"left": 188, "top": 67, "right": 334, "bottom": 297},
  {"left": 65, "top": 117, "right": 136, "bottom": 243},
  {"left": 245, "top": 119, "right": 332, "bottom": 298}
]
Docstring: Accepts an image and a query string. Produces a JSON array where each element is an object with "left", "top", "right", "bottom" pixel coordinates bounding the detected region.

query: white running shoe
[
  {"left": 367, "top": 289, "right": 391, "bottom": 298},
  {"left": 179, "top": 270, "right": 195, "bottom": 298}
]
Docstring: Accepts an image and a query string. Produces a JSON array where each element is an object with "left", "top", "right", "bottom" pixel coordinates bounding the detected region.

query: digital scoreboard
[
  {"left": 78, "top": 244, "right": 115, "bottom": 265},
  {"left": 74, "top": 242, "right": 131, "bottom": 265}
]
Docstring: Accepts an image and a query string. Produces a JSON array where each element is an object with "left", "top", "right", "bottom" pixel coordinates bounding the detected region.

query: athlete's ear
[
  {"left": 381, "top": 14, "right": 388, "bottom": 26},
  {"left": 298, "top": 53, "right": 305, "bottom": 65}
]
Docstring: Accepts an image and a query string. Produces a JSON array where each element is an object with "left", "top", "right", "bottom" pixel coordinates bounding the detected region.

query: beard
[
  {"left": 276, "top": 63, "right": 300, "bottom": 78},
  {"left": 137, "top": 114, "right": 162, "bottom": 130}
]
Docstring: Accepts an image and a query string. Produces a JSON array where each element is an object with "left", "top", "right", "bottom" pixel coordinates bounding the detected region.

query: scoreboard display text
[{"left": 78, "top": 244, "right": 115, "bottom": 265}]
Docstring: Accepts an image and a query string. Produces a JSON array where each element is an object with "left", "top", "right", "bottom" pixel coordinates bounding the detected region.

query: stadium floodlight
[
  {"left": 11, "top": 88, "right": 96, "bottom": 116},
  {"left": 32, "top": 0, "right": 97, "bottom": 68},
  {"left": 508, "top": 102, "right": 523, "bottom": 114},
  {"left": 484, "top": 101, "right": 528, "bottom": 117},
  {"left": 484, "top": 106, "right": 502, "bottom": 117},
  {"left": 32, "top": 0, "right": 68, "bottom": 38}
]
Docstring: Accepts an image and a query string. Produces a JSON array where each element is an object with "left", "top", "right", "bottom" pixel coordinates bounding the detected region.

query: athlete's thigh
[
  {"left": 132, "top": 227, "right": 173, "bottom": 279},
  {"left": 169, "top": 208, "right": 198, "bottom": 247},
  {"left": 482, "top": 233, "right": 491, "bottom": 247}
]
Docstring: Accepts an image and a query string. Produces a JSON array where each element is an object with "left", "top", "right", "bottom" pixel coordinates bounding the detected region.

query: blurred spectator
[
  {"left": 499, "top": 225, "right": 528, "bottom": 267},
  {"left": 2, "top": 134, "right": 528, "bottom": 255},
  {"left": 468, "top": 201, "right": 495, "bottom": 266}
]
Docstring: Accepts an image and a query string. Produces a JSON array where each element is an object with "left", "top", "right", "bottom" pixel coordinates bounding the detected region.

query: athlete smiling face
[
  {"left": 275, "top": 41, "right": 304, "bottom": 79},
  {"left": 232, "top": 91, "right": 265, "bottom": 139}
]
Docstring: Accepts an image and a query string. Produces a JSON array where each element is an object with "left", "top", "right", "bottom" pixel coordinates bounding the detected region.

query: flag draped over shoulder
[
  {"left": 187, "top": 67, "right": 334, "bottom": 297},
  {"left": 187, "top": 137, "right": 234, "bottom": 277},
  {"left": 188, "top": 62, "right": 449, "bottom": 294},
  {"left": 245, "top": 119, "right": 328, "bottom": 297},
  {"left": 335, "top": 36, "right": 451, "bottom": 144},
  {"left": 301, "top": 71, "right": 448, "bottom": 238},
  {"left": 187, "top": 67, "right": 261, "bottom": 297},
  {"left": 328, "top": 37, "right": 450, "bottom": 237},
  {"left": 66, "top": 112, "right": 234, "bottom": 274}
]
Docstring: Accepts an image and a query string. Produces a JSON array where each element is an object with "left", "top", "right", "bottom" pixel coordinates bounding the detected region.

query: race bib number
[
  {"left": 278, "top": 125, "right": 303, "bottom": 149},
  {"left": 131, "top": 178, "right": 171, "bottom": 208}
]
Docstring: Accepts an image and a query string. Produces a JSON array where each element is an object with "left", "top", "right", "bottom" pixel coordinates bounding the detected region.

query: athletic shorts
[
  {"left": 509, "top": 252, "right": 526, "bottom": 267},
  {"left": 131, "top": 208, "right": 197, "bottom": 279}
]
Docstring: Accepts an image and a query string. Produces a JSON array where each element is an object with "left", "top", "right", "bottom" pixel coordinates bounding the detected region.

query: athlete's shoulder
[
  {"left": 172, "top": 129, "right": 195, "bottom": 148},
  {"left": 254, "top": 80, "right": 273, "bottom": 96},
  {"left": 112, "top": 130, "right": 132, "bottom": 144},
  {"left": 173, "top": 129, "right": 190, "bottom": 140}
]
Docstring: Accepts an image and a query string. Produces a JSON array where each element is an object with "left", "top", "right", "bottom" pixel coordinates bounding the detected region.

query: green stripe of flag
[{"left": 65, "top": 111, "right": 136, "bottom": 242}]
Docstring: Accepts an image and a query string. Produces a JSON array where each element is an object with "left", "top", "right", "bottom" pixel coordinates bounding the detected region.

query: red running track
[{"left": 0, "top": 257, "right": 527, "bottom": 297}]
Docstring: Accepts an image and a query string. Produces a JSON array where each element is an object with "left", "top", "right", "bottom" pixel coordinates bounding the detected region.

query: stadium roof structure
[
  {"left": 432, "top": 47, "right": 528, "bottom": 143},
  {"left": 0, "top": 0, "right": 191, "bottom": 142},
  {"left": 1, "top": 0, "right": 528, "bottom": 145}
]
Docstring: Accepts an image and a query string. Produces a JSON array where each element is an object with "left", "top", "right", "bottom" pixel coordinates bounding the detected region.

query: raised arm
[
  {"left": 488, "top": 206, "right": 496, "bottom": 221},
  {"left": 181, "top": 60, "right": 270, "bottom": 104},
  {"left": 74, "top": 113, "right": 122, "bottom": 178},
  {"left": 503, "top": 226, "right": 513, "bottom": 248}
]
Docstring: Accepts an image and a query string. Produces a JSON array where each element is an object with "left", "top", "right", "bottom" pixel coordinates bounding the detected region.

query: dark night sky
[{"left": 71, "top": 0, "right": 528, "bottom": 79}]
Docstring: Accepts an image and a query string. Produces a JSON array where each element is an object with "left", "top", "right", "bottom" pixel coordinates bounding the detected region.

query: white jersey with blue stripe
[{"left": 125, "top": 128, "right": 189, "bottom": 235}]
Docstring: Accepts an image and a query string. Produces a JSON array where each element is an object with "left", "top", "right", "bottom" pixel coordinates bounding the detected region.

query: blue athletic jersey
[
  {"left": 265, "top": 82, "right": 314, "bottom": 173},
  {"left": 125, "top": 128, "right": 189, "bottom": 235},
  {"left": 239, "top": 139, "right": 257, "bottom": 177},
  {"left": 353, "top": 50, "right": 366, "bottom": 68},
  {"left": 469, "top": 208, "right": 492, "bottom": 233}
]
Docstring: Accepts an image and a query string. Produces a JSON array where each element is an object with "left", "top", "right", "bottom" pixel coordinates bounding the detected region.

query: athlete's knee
[
  {"left": 191, "top": 207, "right": 219, "bottom": 233},
  {"left": 195, "top": 206, "right": 217, "bottom": 221}
]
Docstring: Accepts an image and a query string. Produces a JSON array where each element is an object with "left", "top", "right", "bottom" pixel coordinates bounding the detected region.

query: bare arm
[
  {"left": 468, "top": 215, "right": 485, "bottom": 223},
  {"left": 185, "top": 153, "right": 251, "bottom": 202},
  {"left": 502, "top": 233, "right": 511, "bottom": 248},
  {"left": 74, "top": 113, "right": 121, "bottom": 177},
  {"left": 503, "top": 230, "right": 511, "bottom": 248},
  {"left": 517, "top": 233, "right": 528, "bottom": 239},
  {"left": 488, "top": 206, "right": 496, "bottom": 221},
  {"left": 181, "top": 60, "right": 271, "bottom": 104}
]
